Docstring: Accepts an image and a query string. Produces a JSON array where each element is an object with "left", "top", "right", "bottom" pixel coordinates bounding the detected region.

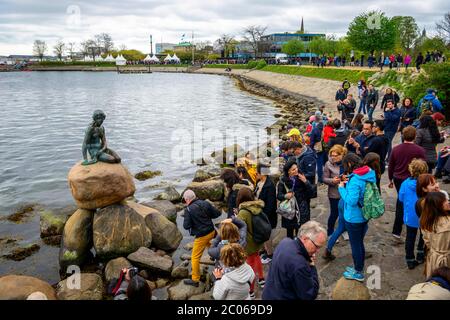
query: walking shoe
[
  {"left": 416, "top": 252, "right": 425, "bottom": 264},
  {"left": 249, "top": 291, "right": 255, "bottom": 300},
  {"left": 343, "top": 270, "right": 365, "bottom": 282},
  {"left": 183, "top": 279, "right": 200, "bottom": 287},
  {"left": 261, "top": 254, "right": 272, "bottom": 264},
  {"left": 345, "top": 266, "right": 356, "bottom": 273},
  {"left": 342, "top": 232, "right": 349, "bottom": 241},
  {"left": 407, "top": 260, "right": 419, "bottom": 270},
  {"left": 322, "top": 249, "right": 336, "bottom": 261},
  {"left": 258, "top": 279, "right": 265, "bottom": 289}
]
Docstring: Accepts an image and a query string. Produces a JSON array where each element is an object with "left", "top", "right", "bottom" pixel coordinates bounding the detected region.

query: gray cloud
[{"left": 0, "top": 0, "right": 448, "bottom": 55}]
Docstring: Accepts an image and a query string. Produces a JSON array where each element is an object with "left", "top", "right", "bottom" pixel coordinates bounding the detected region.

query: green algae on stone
[{"left": 134, "top": 170, "right": 162, "bottom": 181}]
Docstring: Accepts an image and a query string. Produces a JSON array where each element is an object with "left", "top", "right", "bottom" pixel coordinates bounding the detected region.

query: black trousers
[
  {"left": 405, "top": 226, "right": 425, "bottom": 260},
  {"left": 392, "top": 177, "right": 406, "bottom": 236}
]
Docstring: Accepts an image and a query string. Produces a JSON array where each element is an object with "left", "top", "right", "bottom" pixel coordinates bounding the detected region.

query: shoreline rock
[
  {"left": 0, "top": 275, "right": 57, "bottom": 300},
  {"left": 68, "top": 161, "right": 136, "bottom": 210}
]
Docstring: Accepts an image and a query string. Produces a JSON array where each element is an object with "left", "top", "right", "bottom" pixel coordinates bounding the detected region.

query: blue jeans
[
  {"left": 358, "top": 100, "right": 367, "bottom": 114},
  {"left": 327, "top": 198, "right": 340, "bottom": 236},
  {"left": 436, "top": 151, "right": 447, "bottom": 173},
  {"left": 345, "top": 220, "right": 368, "bottom": 273},
  {"left": 327, "top": 199, "right": 345, "bottom": 251},
  {"left": 385, "top": 130, "right": 396, "bottom": 162},
  {"left": 367, "top": 106, "right": 375, "bottom": 121},
  {"left": 405, "top": 226, "right": 424, "bottom": 261},
  {"left": 316, "top": 151, "right": 325, "bottom": 183}
]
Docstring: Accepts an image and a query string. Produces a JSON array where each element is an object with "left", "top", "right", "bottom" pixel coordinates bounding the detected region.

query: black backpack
[{"left": 250, "top": 211, "right": 272, "bottom": 244}]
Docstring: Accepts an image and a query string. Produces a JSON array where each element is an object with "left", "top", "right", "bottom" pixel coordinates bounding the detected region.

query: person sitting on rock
[
  {"left": 82, "top": 109, "right": 121, "bottom": 166},
  {"left": 213, "top": 243, "right": 255, "bottom": 300},
  {"left": 208, "top": 217, "right": 247, "bottom": 265},
  {"left": 407, "top": 266, "right": 450, "bottom": 300},
  {"left": 182, "top": 189, "right": 222, "bottom": 287}
]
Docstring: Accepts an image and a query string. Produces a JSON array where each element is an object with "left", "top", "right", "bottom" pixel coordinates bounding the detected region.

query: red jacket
[{"left": 323, "top": 125, "right": 336, "bottom": 144}]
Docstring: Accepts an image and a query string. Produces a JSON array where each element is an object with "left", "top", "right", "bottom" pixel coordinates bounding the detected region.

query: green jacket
[{"left": 237, "top": 200, "right": 265, "bottom": 255}]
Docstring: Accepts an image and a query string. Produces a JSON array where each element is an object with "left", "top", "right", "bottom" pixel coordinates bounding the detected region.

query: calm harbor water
[{"left": 0, "top": 71, "right": 276, "bottom": 284}]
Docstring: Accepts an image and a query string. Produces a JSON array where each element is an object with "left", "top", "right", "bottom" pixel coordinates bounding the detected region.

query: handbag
[{"left": 276, "top": 183, "right": 300, "bottom": 221}]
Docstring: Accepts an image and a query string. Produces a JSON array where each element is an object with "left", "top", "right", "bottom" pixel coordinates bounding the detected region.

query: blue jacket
[
  {"left": 418, "top": 94, "right": 443, "bottom": 113},
  {"left": 262, "top": 237, "right": 319, "bottom": 300},
  {"left": 399, "top": 178, "right": 419, "bottom": 228},
  {"left": 384, "top": 107, "right": 401, "bottom": 133},
  {"left": 339, "top": 167, "right": 376, "bottom": 223}
]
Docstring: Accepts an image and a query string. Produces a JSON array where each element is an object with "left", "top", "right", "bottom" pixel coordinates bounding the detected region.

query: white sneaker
[
  {"left": 258, "top": 279, "right": 265, "bottom": 289},
  {"left": 261, "top": 255, "right": 272, "bottom": 264},
  {"left": 249, "top": 291, "right": 256, "bottom": 300},
  {"left": 342, "top": 232, "right": 349, "bottom": 241}
]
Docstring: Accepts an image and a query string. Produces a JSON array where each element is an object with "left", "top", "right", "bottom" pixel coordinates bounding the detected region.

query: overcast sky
[{"left": 0, "top": 0, "right": 448, "bottom": 56}]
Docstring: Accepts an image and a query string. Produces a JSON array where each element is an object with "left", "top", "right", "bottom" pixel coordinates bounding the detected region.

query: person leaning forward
[{"left": 182, "top": 189, "right": 221, "bottom": 287}]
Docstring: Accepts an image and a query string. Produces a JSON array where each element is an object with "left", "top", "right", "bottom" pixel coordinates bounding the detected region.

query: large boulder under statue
[{"left": 68, "top": 161, "right": 135, "bottom": 210}]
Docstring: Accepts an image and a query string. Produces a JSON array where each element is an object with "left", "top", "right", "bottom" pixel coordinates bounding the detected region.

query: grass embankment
[
  {"left": 203, "top": 64, "right": 376, "bottom": 83},
  {"left": 261, "top": 65, "right": 376, "bottom": 83}
]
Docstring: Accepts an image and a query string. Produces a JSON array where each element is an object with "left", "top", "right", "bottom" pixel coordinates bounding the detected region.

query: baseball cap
[{"left": 287, "top": 128, "right": 301, "bottom": 137}]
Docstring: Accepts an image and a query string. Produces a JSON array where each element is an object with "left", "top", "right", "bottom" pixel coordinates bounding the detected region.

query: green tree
[
  {"left": 392, "top": 16, "right": 419, "bottom": 52},
  {"left": 337, "top": 37, "right": 352, "bottom": 57},
  {"left": 117, "top": 49, "right": 145, "bottom": 61},
  {"left": 281, "top": 39, "right": 305, "bottom": 56},
  {"left": 309, "top": 37, "right": 328, "bottom": 55},
  {"left": 347, "top": 11, "right": 396, "bottom": 54},
  {"left": 414, "top": 36, "right": 448, "bottom": 55}
]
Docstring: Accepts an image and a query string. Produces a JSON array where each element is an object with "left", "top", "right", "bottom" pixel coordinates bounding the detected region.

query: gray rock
[
  {"left": 332, "top": 277, "right": 371, "bottom": 300},
  {"left": 211, "top": 144, "right": 245, "bottom": 165},
  {"left": 141, "top": 200, "right": 177, "bottom": 223},
  {"left": 59, "top": 209, "right": 94, "bottom": 271},
  {"left": 192, "top": 164, "right": 222, "bottom": 182},
  {"left": 104, "top": 257, "right": 133, "bottom": 282},
  {"left": 93, "top": 203, "right": 152, "bottom": 260},
  {"left": 171, "top": 261, "right": 189, "bottom": 279},
  {"left": 188, "top": 291, "right": 213, "bottom": 300},
  {"left": 128, "top": 202, "right": 182, "bottom": 251},
  {"left": 153, "top": 186, "right": 181, "bottom": 203},
  {"left": 168, "top": 280, "right": 206, "bottom": 300},
  {"left": 180, "top": 254, "right": 191, "bottom": 261},
  {"left": 127, "top": 247, "right": 173, "bottom": 274},
  {"left": 39, "top": 210, "right": 67, "bottom": 242},
  {"left": 183, "top": 242, "right": 194, "bottom": 251},
  {"left": 184, "top": 180, "right": 224, "bottom": 201},
  {"left": 0, "top": 275, "right": 57, "bottom": 300},
  {"left": 56, "top": 273, "right": 103, "bottom": 300}
]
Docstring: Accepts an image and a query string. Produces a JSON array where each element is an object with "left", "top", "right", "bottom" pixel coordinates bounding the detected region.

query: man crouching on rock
[{"left": 183, "top": 189, "right": 222, "bottom": 287}]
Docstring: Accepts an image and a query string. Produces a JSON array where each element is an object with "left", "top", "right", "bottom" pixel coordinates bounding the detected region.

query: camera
[{"left": 127, "top": 267, "right": 139, "bottom": 278}]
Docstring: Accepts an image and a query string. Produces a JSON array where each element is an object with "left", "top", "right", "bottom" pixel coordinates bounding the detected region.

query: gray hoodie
[{"left": 213, "top": 263, "right": 255, "bottom": 300}]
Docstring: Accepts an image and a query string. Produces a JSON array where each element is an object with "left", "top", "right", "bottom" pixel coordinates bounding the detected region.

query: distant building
[
  {"left": 7, "top": 55, "right": 56, "bottom": 62},
  {"left": 174, "top": 41, "right": 194, "bottom": 51},
  {"left": 155, "top": 43, "right": 176, "bottom": 54}
]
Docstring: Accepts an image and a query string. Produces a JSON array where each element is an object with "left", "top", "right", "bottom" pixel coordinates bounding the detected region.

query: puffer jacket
[
  {"left": 237, "top": 200, "right": 266, "bottom": 255},
  {"left": 213, "top": 263, "right": 255, "bottom": 300},
  {"left": 183, "top": 199, "right": 221, "bottom": 238},
  {"left": 323, "top": 160, "right": 342, "bottom": 199},
  {"left": 339, "top": 166, "right": 376, "bottom": 223},
  {"left": 418, "top": 94, "right": 443, "bottom": 113},
  {"left": 208, "top": 217, "right": 247, "bottom": 262},
  {"left": 399, "top": 178, "right": 419, "bottom": 228}
]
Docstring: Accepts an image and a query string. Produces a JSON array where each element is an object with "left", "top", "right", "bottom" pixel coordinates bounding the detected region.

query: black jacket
[
  {"left": 381, "top": 92, "right": 400, "bottom": 109},
  {"left": 226, "top": 180, "right": 251, "bottom": 218},
  {"left": 255, "top": 177, "right": 277, "bottom": 228},
  {"left": 335, "top": 89, "right": 346, "bottom": 102},
  {"left": 338, "top": 99, "right": 356, "bottom": 121},
  {"left": 328, "top": 128, "right": 349, "bottom": 148},
  {"left": 367, "top": 89, "right": 379, "bottom": 107},
  {"left": 366, "top": 134, "right": 390, "bottom": 173},
  {"left": 277, "top": 175, "right": 313, "bottom": 229},
  {"left": 400, "top": 106, "right": 417, "bottom": 129},
  {"left": 183, "top": 199, "right": 221, "bottom": 238}
]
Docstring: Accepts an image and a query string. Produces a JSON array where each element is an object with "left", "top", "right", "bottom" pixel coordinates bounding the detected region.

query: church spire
[{"left": 300, "top": 16, "right": 304, "bottom": 33}]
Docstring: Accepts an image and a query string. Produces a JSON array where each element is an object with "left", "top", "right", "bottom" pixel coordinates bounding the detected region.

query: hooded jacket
[
  {"left": 292, "top": 146, "right": 317, "bottom": 184},
  {"left": 418, "top": 94, "right": 443, "bottom": 113},
  {"left": 208, "top": 217, "right": 247, "bottom": 262},
  {"left": 213, "top": 263, "right": 255, "bottom": 300},
  {"left": 328, "top": 127, "right": 349, "bottom": 148},
  {"left": 399, "top": 178, "right": 419, "bottom": 228},
  {"left": 226, "top": 181, "right": 253, "bottom": 218},
  {"left": 262, "top": 237, "right": 319, "bottom": 300},
  {"left": 237, "top": 200, "right": 266, "bottom": 255},
  {"left": 309, "top": 122, "right": 324, "bottom": 150},
  {"left": 339, "top": 166, "right": 376, "bottom": 223}
]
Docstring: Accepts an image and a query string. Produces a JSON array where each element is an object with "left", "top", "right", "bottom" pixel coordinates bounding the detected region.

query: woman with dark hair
[
  {"left": 363, "top": 152, "right": 382, "bottom": 192},
  {"left": 237, "top": 166, "right": 254, "bottom": 187},
  {"left": 338, "top": 153, "right": 376, "bottom": 281},
  {"left": 399, "top": 98, "right": 416, "bottom": 131},
  {"left": 407, "top": 266, "right": 450, "bottom": 300},
  {"left": 277, "top": 159, "right": 315, "bottom": 239},
  {"left": 220, "top": 168, "right": 253, "bottom": 218},
  {"left": 113, "top": 271, "right": 152, "bottom": 301},
  {"left": 416, "top": 115, "right": 445, "bottom": 173},
  {"left": 351, "top": 113, "right": 364, "bottom": 132},
  {"left": 420, "top": 192, "right": 450, "bottom": 278},
  {"left": 236, "top": 187, "right": 265, "bottom": 299}
]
